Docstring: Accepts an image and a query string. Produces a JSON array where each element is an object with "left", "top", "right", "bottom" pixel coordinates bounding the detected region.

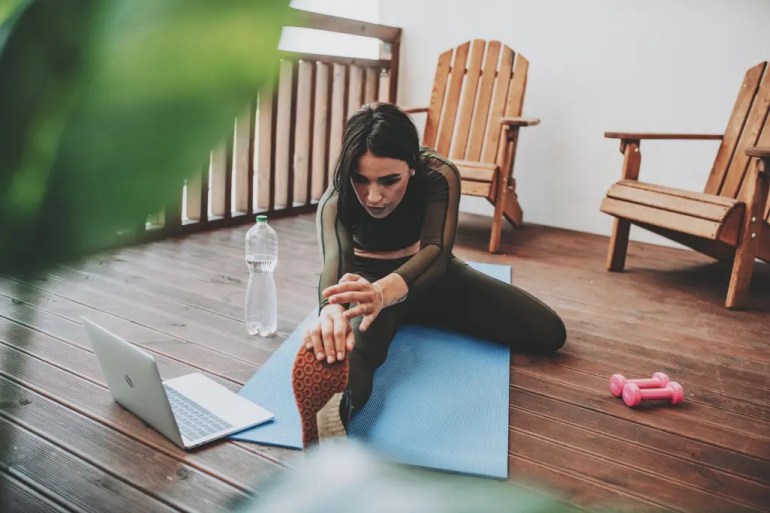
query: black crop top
[{"left": 316, "top": 147, "right": 461, "bottom": 310}]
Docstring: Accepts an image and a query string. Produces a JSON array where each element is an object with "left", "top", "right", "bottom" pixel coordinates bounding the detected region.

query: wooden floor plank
[
  {"left": 508, "top": 455, "right": 661, "bottom": 512},
  {"left": 509, "top": 428, "right": 759, "bottom": 512},
  {"left": 0, "top": 418, "right": 183, "bottom": 513},
  {"left": 0, "top": 282, "right": 254, "bottom": 385},
  {"left": 566, "top": 330, "right": 770, "bottom": 395},
  {"left": 0, "top": 470, "right": 74, "bottom": 513},
  {"left": 511, "top": 389, "right": 770, "bottom": 486},
  {"left": 510, "top": 405, "right": 769, "bottom": 510},
  {"left": 0, "top": 375, "right": 250, "bottom": 512}
]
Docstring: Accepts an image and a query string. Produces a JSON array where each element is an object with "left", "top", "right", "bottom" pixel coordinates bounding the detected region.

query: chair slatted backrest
[
  {"left": 705, "top": 61, "right": 770, "bottom": 223},
  {"left": 421, "top": 40, "right": 529, "bottom": 168}
]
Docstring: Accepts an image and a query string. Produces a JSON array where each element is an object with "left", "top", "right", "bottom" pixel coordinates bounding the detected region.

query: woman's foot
[
  {"left": 292, "top": 347, "right": 350, "bottom": 447},
  {"left": 316, "top": 389, "right": 352, "bottom": 442}
]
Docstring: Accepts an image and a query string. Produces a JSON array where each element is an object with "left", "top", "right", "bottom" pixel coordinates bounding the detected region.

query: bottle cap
[{"left": 256, "top": 215, "right": 268, "bottom": 223}]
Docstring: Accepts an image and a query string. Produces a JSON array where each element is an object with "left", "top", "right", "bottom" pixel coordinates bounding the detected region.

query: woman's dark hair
[{"left": 333, "top": 102, "right": 420, "bottom": 227}]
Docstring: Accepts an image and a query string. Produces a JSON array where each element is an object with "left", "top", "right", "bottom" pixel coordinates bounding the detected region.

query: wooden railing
[{"left": 143, "top": 9, "right": 401, "bottom": 238}]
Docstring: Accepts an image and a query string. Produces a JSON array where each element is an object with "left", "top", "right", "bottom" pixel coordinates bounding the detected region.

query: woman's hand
[
  {"left": 303, "top": 303, "right": 355, "bottom": 364},
  {"left": 323, "top": 273, "right": 384, "bottom": 333}
]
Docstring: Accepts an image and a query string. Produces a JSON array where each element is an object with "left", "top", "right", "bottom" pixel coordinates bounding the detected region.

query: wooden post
[
  {"left": 489, "top": 126, "right": 518, "bottom": 253},
  {"left": 606, "top": 140, "right": 641, "bottom": 271},
  {"left": 726, "top": 157, "right": 769, "bottom": 309}
]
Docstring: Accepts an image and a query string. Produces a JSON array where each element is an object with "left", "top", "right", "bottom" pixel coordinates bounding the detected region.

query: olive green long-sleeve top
[{"left": 316, "top": 148, "right": 461, "bottom": 310}]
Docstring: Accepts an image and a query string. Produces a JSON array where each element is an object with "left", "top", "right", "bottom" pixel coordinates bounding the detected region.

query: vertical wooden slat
[
  {"left": 388, "top": 41, "right": 400, "bottom": 104},
  {"left": 185, "top": 171, "right": 202, "bottom": 222},
  {"left": 451, "top": 39, "right": 485, "bottom": 160},
  {"left": 306, "top": 62, "right": 317, "bottom": 204},
  {"left": 323, "top": 64, "right": 335, "bottom": 190},
  {"left": 328, "top": 63, "right": 347, "bottom": 183},
  {"left": 377, "top": 67, "right": 389, "bottom": 102},
  {"left": 208, "top": 141, "right": 227, "bottom": 217},
  {"left": 288, "top": 60, "right": 299, "bottom": 207},
  {"left": 348, "top": 65, "right": 364, "bottom": 116},
  {"left": 364, "top": 67, "right": 378, "bottom": 105},
  {"left": 293, "top": 60, "right": 313, "bottom": 206},
  {"left": 269, "top": 82, "right": 278, "bottom": 212},
  {"left": 720, "top": 66, "right": 770, "bottom": 199},
  {"left": 481, "top": 46, "right": 514, "bottom": 164},
  {"left": 466, "top": 41, "right": 501, "bottom": 162},
  {"left": 233, "top": 109, "right": 252, "bottom": 214},
  {"left": 199, "top": 160, "right": 209, "bottom": 222},
  {"left": 742, "top": 116, "right": 770, "bottom": 205},
  {"left": 423, "top": 49, "right": 453, "bottom": 148},
  {"left": 705, "top": 62, "right": 766, "bottom": 195},
  {"left": 247, "top": 96, "right": 256, "bottom": 215},
  {"left": 435, "top": 41, "right": 471, "bottom": 156},
  {"left": 506, "top": 54, "right": 529, "bottom": 118},
  {"left": 496, "top": 53, "right": 530, "bottom": 164},
  {"left": 312, "top": 62, "right": 330, "bottom": 200},
  {"left": 256, "top": 84, "right": 273, "bottom": 211},
  {"left": 224, "top": 128, "right": 233, "bottom": 218},
  {"left": 274, "top": 59, "right": 294, "bottom": 208}
]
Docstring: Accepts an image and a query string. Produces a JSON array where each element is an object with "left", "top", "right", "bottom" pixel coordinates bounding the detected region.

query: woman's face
[{"left": 351, "top": 151, "right": 413, "bottom": 219}]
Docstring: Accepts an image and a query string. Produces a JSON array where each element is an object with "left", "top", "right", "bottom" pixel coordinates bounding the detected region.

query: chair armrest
[
  {"left": 402, "top": 106, "right": 428, "bottom": 114},
  {"left": 500, "top": 116, "right": 540, "bottom": 127},
  {"left": 605, "top": 132, "right": 722, "bottom": 140},
  {"left": 746, "top": 146, "right": 770, "bottom": 159}
]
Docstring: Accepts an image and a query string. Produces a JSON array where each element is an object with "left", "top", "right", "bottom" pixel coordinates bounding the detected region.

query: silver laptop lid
[{"left": 82, "top": 317, "right": 184, "bottom": 447}]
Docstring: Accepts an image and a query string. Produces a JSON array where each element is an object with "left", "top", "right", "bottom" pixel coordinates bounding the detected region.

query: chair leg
[
  {"left": 502, "top": 183, "right": 523, "bottom": 227},
  {"left": 726, "top": 240, "right": 756, "bottom": 309},
  {"left": 726, "top": 159, "right": 769, "bottom": 309},
  {"left": 489, "top": 198, "right": 505, "bottom": 253},
  {"left": 725, "top": 212, "right": 764, "bottom": 309},
  {"left": 607, "top": 219, "right": 631, "bottom": 271}
]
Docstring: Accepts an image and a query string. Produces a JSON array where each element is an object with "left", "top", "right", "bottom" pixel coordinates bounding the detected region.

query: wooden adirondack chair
[
  {"left": 404, "top": 40, "right": 539, "bottom": 253},
  {"left": 601, "top": 61, "right": 770, "bottom": 309}
]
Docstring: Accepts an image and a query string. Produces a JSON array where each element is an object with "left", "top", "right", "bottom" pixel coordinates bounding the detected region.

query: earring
[{"left": 409, "top": 169, "right": 415, "bottom": 176}]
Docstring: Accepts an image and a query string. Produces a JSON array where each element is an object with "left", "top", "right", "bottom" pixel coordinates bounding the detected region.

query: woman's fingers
[
  {"left": 329, "top": 291, "right": 372, "bottom": 305},
  {"left": 322, "top": 281, "right": 364, "bottom": 298},
  {"left": 342, "top": 303, "right": 371, "bottom": 319},
  {"left": 320, "top": 315, "right": 336, "bottom": 363},
  {"left": 359, "top": 311, "right": 380, "bottom": 333},
  {"left": 345, "top": 328, "right": 355, "bottom": 352},
  {"left": 307, "top": 325, "right": 324, "bottom": 361},
  {"left": 333, "top": 317, "right": 348, "bottom": 361},
  {"left": 339, "top": 273, "right": 362, "bottom": 283}
]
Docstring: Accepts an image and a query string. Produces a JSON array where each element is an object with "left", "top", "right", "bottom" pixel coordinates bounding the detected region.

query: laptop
[{"left": 82, "top": 317, "right": 273, "bottom": 449}]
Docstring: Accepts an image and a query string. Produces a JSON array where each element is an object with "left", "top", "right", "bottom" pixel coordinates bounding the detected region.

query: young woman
[{"left": 292, "top": 103, "right": 566, "bottom": 446}]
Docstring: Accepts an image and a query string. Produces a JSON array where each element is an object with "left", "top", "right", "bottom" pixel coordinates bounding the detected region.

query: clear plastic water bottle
[{"left": 245, "top": 215, "right": 278, "bottom": 336}]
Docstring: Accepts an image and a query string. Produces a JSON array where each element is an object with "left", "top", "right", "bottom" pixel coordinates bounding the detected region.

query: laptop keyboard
[{"left": 164, "top": 385, "right": 233, "bottom": 442}]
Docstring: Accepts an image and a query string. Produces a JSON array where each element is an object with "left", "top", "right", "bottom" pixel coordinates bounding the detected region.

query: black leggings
[{"left": 347, "top": 255, "right": 567, "bottom": 409}]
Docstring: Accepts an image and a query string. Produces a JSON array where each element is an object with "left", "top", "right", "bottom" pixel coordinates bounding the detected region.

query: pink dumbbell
[
  {"left": 622, "top": 381, "right": 684, "bottom": 407},
  {"left": 609, "top": 372, "right": 669, "bottom": 397}
]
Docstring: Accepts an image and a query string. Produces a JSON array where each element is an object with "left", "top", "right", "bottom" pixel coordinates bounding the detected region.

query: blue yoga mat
[{"left": 231, "top": 262, "right": 511, "bottom": 479}]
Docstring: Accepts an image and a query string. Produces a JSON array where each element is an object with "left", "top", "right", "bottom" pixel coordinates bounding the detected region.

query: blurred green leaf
[{"left": 0, "top": 0, "right": 291, "bottom": 276}]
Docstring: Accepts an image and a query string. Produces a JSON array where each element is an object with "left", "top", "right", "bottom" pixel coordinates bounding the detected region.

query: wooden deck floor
[{"left": 1, "top": 212, "right": 769, "bottom": 512}]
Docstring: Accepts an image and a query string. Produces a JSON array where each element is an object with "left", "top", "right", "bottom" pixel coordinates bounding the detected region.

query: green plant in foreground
[{"left": 0, "top": 0, "right": 290, "bottom": 277}]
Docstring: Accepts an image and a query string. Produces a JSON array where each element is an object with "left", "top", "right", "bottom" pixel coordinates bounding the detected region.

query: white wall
[
  {"left": 380, "top": 0, "right": 770, "bottom": 246},
  {"left": 281, "top": 0, "right": 381, "bottom": 59}
]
